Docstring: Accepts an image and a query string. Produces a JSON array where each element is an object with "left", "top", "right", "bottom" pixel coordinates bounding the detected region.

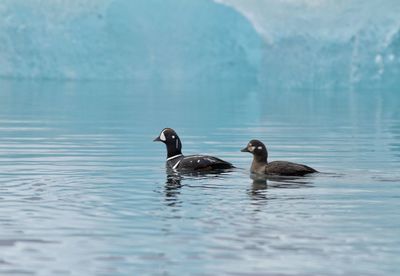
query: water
[{"left": 0, "top": 79, "right": 399, "bottom": 275}]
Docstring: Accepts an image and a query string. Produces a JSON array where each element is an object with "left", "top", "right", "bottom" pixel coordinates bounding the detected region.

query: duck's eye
[{"left": 172, "top": 135, "right": 175, "bottom": 139}]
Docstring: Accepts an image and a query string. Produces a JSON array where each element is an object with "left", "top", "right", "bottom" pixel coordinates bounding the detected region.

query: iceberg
[
  {"left": 0, "top": 0, "right": 262, "bottom": 81},
  {"left": 0, "top": 0, "right": 399, "bottom": 88},
  {"left": 217, "top": 0, "right": 400, "bottom": 88}
]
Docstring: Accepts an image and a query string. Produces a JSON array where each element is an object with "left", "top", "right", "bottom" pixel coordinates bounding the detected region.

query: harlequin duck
[
  {"left": 241, "top": 140, "right": 317, "bottom": 176},
  {"left": 154, "top": 128, "right": 234, "bottom": 171}
]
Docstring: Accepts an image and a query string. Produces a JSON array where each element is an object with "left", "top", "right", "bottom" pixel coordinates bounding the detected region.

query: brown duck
[{"left": 241, "top": 140, "right": 317, "bottom": 176}]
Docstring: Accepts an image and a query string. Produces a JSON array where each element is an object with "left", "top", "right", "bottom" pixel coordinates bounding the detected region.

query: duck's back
[
  {"left": 266, "top": 161, "right": 317, "bottom": 176},
  {"left": 178, "top": 155, "right": 234, "bottom": 171}
]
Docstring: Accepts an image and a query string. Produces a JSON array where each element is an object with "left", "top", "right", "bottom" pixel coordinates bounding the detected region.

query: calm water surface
[{"left": 0, "top": 80, "right": 399, "bottom": 275}]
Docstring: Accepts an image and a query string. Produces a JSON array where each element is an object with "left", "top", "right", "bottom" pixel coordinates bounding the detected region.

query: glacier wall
[
  {"left": 0, "top": 0, "right": 263, "bottom": 81},
  {"left": 217, "top": 0, "right": 400, "bottom": 88},
  {"left": 0, "top": 0, "right": 399, "bottom": 88}
]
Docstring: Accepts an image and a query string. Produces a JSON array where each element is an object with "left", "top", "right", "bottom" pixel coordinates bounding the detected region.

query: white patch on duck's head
[
  {"left": 160, "top": 131, "right": 166, "bottom": 142},
  {"left": 257, "top": 146, "right": 263, "bottom": 150},
  {"left": 248, "top": 143, "right": 256, "bottom": 152}
]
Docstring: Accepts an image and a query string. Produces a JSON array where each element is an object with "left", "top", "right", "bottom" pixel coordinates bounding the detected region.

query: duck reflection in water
[
  {"left": 248, "top": 173, "right": 315, "bottom": 202},
  {"left": 164, "top": 168, "right": 231, "bottom": 207},
  {"left": 164, "top": 172, "right": 183, "bottom": 207}
]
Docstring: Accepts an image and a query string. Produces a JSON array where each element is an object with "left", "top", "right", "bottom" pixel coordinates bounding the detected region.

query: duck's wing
[
  {"left": 178, "top": 155, "right": 234, "bottom": 171},
  {"left": 267, "top": 161, "right": 317, "bottom": 176}
]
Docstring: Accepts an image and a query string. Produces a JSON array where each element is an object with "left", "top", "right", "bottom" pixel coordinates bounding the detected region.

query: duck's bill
[
  {"left": 153, "top": 136, "right": 161, "bottom": 142},
  {"left": 240, "top": 147, "right": 249, "bottom": 152}
]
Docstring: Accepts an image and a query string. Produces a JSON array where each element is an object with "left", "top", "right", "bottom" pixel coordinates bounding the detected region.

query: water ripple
[{"left": 1, "top": 81, "right": 399, "bottom": 275}]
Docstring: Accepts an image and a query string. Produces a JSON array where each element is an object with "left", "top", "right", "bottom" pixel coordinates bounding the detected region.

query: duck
[
  {"left": 241, "top": 139, "right": 317, "bottom": 176},
  {"left": 154, "top": 128, "right": 234, "bottom": 172}
]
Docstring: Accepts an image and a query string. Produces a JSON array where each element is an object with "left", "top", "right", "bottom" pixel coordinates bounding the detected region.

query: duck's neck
[
  {"left": 250, "top": 154, "right": 268, "bottom": 173},
  {"left": 254, "top": 153, "right": 268, "bottom": 164},
  {"left": 166, "top": 138, "right": 182, "bottom": 159}
]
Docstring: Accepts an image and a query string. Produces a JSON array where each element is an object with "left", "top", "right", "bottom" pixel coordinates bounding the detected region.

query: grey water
[{"left": 0, "top": 79, "right": 399, "bottom": 275}]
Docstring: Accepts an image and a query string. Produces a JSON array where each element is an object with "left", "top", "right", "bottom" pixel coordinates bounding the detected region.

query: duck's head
[
  {"left": 154, "top": 128, "right": 182, "bottom": 158},
  {"left": 241, "top": 139, "right": 268, "bottom": 161}
]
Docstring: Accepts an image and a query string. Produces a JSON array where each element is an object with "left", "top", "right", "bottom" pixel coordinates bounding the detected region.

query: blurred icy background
[{"left": 0, "top": 0, "right": 399, "bottom": 88}]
